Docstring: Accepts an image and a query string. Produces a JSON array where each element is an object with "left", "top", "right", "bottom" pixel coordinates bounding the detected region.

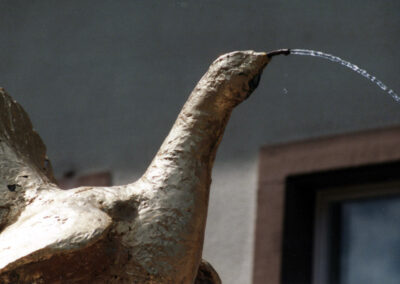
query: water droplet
[
  {"left": 283, "top": 88, "right": 288, "bottom": 95},
  {"left": 290, "top": 49, "right": 399, "bottom": 103}
]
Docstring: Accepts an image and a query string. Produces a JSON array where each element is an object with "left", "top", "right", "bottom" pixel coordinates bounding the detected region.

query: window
[
  {"left": 314, "top": 181, "right": 400, "bottom": 284},
  {"left": 253, "top": 127, "right": 400, "bottom": 284},
  {"left": 57, "top": 171, "right": 112, "bottom": 189},
  {"left": 282, "top": 162, "right": 400, "bottom": 284}
]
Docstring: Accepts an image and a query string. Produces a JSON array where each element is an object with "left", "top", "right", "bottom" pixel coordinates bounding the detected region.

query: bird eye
[{"left": 248, "top": 73, "right": 261, "bottom": 91}]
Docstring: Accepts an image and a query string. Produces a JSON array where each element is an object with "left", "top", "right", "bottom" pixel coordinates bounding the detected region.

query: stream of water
[{"left": 289, "top": 49, "right": 400, "bottom": 103}]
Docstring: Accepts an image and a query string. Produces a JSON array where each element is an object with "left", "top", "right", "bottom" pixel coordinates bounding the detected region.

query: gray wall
[{"left": 1, "top": 1, "right": 399, "bottom": 283}]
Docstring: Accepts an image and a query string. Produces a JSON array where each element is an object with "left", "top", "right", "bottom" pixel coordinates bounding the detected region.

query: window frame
[
  {"left": 313, "top": 180, "right": 400, "bottom": 284},
  {"left": 253, "top": 126, "right": 400, "bottom": 284}
]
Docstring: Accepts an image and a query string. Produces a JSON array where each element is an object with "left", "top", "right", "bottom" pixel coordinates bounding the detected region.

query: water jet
[{"left": 267, "top": 48, "right": 400, "bottom": 102}]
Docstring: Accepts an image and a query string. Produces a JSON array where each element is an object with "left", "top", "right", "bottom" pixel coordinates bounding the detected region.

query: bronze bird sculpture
[{"left": 0, "top": 50, "right": 281, "bottom": 283}]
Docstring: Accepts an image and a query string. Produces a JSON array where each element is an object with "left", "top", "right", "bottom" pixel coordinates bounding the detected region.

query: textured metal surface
[
  {"left": 0, "top": 51, "right": 269, "bottom": 283},
  {"left": 0, "top": 89, "right": 55, "bottom": 233}
]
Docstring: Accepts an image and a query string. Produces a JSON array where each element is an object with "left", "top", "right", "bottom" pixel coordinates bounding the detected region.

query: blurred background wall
[{"left": 1, "top": 1, "right": 399, "bottom": 283}]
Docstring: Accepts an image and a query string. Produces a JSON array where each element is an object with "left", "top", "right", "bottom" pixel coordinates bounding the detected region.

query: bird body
[{"left": 0, "top": 51, "right": 269, "bottom": 283}]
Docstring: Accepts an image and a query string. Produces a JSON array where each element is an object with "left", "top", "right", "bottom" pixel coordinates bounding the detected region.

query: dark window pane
[{"left": 339, "top": 196, "right": 400, "bottom": 284}]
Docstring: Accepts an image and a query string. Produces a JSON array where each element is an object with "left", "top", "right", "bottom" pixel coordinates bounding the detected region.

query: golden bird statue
[{"left": 0, "top": 50, "right": 287, "bottom": 283}]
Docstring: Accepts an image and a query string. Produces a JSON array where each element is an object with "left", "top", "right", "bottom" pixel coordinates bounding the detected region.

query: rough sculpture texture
[{"left": 0, "top": 51, "right": 270, "bottom": 283}]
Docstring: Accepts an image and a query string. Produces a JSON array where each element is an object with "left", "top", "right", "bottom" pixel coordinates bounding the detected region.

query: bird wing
[
  {"left": 0, "top": 88, "right": 113, "bottom": 273},
  {"left": 0, "top": 88, "right": 58, "bottom": 231},
  {"left": 0, "top": 88, "right": 55, "bottom": 182}
]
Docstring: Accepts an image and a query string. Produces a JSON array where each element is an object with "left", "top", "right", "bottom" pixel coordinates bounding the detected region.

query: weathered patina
[{"left": 0, "top": 51, "right": 270, "bottom": 283}]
